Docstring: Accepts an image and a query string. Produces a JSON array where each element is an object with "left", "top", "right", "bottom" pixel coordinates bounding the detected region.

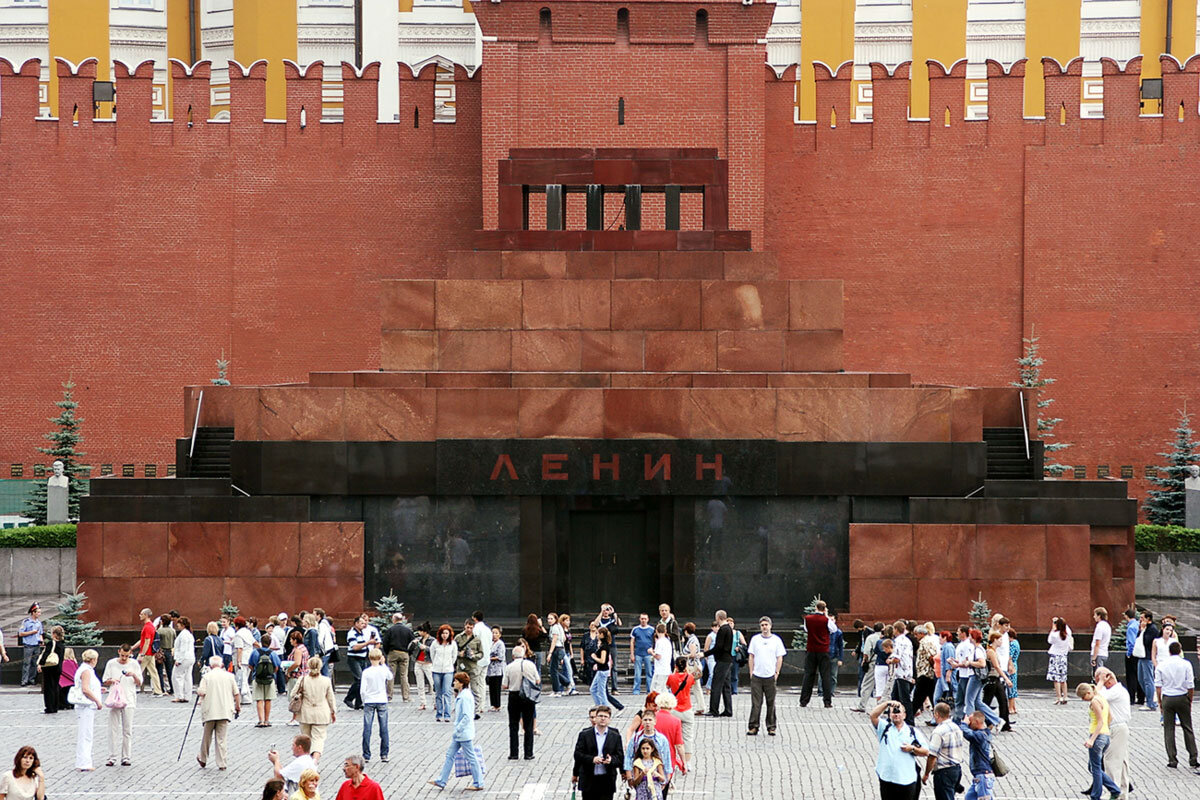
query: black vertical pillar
[
  {"left": 624, "top": 184, "right": 642, "bottom": 230},
  {"left": 664, "top": 184, "right": 681, "bottom": 230},
  {"left": 586, "top": 184, "right": 604, "bottom": 230},
  {"left": 546, "top": 184, "right": 565, "bottom": 231}
]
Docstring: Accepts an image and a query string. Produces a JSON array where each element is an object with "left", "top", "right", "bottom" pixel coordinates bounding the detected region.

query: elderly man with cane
[{"left": 194, "top": 656, "right": 239, "bottom": 770}]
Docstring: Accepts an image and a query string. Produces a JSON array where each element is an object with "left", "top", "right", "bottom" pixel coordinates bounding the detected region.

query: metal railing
[
  {"left": 188, "top": 390, "right": 204, "bottom": 459},
  {"left": 1018, "top": 390, "right": 1030, "bottom": 460}
]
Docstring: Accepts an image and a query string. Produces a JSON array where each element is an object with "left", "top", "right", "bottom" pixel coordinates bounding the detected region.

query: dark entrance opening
[{"left": 568, "top": 509, "right": 658, "bottom": 614}]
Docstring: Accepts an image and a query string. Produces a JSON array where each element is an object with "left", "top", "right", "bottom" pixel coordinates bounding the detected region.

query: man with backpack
[{"left": 249, "top": 642, "right": 282, "bottom": 727}]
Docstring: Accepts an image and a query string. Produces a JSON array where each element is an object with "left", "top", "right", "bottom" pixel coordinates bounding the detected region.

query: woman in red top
[
  {"left": 653, "top": 693, "right": 687, "bottom": 774},
  {"left": 665, "top": 657, "right": 696, "bottom": 768}
]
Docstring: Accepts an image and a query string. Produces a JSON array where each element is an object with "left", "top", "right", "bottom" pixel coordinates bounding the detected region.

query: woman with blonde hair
[
  {"left": 37, "top": 625, "right": 66, "bottom": 714},
  {"left": 1076, "top": 682, "right": 1121, "bottom": 799},
  {"left": 292, "top": 656, "right": 336, "bottom": 764},
  {"left": 73, "top": 649, "right": 103, "bottom": 771},
  {"left": 289, "top": 767, "right": 320, "bottom": 800}
]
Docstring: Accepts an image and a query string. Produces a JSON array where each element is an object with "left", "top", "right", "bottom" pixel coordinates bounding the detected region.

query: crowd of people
[{"left": 2, "top": 600, "right": 1198, "bottom": 799}]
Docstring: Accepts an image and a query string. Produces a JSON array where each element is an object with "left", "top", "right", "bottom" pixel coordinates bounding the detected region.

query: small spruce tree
[
  {"left": 370, "top": 591, "right": 405, "bottom": 630},
  {"left": 1013, "top": 329, "right": 1071, "bottom": 476},
  {"left": 212, "top": 352, "right": 230, "bottom": 386},
  {"left": 23, "top": 380, "right": 87, "bottom": 524},
  {"left": 969, "top": 594, "right": 992, "bottom": 637},
  {"left": 51, "top": 584, "right": 105, "bottom": 647},
  {"left": 220, "top": 599, "right": 240, "bottom": 618},
  {"left": 790, "top": 595, "right": 822, "bottom": 651},
  {"left": 1144, "top": 409, "right": 1197, "bottom": 526}
]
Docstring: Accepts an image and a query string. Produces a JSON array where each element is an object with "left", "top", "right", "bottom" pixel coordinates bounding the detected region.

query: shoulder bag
[
  {"left": 990, "top": 738, "right": 1009, "bottom": 777},
  {"left": 518, "top": 663, "right": 542, "bottom": 703},
  {"left": 288, "top": 675, "right": 306, "bottom": 715},
  {"left": 44, "top": 647, "right": 60, "bottom": 668}
]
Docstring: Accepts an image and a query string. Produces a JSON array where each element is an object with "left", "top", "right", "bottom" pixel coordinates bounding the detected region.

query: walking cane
[{"left": 177, "top": 693, "right": 201, "bottom": 761}]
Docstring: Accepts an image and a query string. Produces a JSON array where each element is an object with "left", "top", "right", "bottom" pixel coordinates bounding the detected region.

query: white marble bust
[
  {"left": 1185, "top": 464, "right": 1200, "bottom": 491},
  {"left": 47, "top": 460, "right": 68, "bottom": 488}
]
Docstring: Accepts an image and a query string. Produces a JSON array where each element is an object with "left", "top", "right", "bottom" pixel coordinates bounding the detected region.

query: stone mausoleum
[{"left": 72, "top": 1, "right": 1136, "bottom": 628}]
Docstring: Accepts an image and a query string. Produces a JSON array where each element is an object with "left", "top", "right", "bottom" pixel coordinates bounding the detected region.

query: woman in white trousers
[
  {"left": 172, "top": 618, "right": 196, "bottom": 703},
  {"left": 74, "top": 649, "right": 103, "bottom": 771}
]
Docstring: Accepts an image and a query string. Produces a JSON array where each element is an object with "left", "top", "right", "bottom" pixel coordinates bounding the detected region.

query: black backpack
[{"left": 254, "top": 648, "right": 276, "bottom": 685}]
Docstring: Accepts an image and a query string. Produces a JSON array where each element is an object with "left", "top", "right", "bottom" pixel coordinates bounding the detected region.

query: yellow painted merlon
[
  {"left": 48, "top": 0, "right": 110, "bottom": 118},
  {"left": 1024, "top": 0, "right": 1080, "bottom": 117},
  {"left": 234, "top": 0, "right": 297, "bottom": 120},
  {"left": 798, "top": 0, "right": 855, "bottom": 122},
  {"left": 912, "top": 0, "right": 967, "bottom": 118}
]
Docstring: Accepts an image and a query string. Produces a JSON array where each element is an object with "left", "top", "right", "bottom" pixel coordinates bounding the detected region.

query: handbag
[
  {"left": 104, "top": 681, "right": 127, "bottom": 710},
  {"left": 288, "top": 676, "right": 305, "bottom": 715},
  {"left": 990, "top": 739, "right": 1009, "bottom": 777},
  {"left": 44, "top": 649, "right": 60, "bottom": 668},
  {"left": 68, "top": 684, "right": 86, "bottom": 705},
  {"left": 452, "top": 744, "right": 486, "bottom": 778},
  {"left": 519, "top": 666, "right": 541, "bottom": 703}
]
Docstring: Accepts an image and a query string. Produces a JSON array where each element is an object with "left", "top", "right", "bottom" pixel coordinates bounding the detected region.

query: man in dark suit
[{"left": 572, "top": 705, "right": 625, "bottom": 800}]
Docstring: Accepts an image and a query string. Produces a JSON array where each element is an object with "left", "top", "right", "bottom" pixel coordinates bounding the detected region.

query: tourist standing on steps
[
  {"left": 705, "top": 610, "right": 734, "bottom": 717},
  {"left": 800, "top": 600, "right": 837, "bottom": 709},
  {"left": 1154, "top": 640, "right": 1198, "bottom": 771},
  {"left": 746, "top": 616, "right": 786, "bottom": 737},
  {"left": 73, "top": 649, "right": 102, "bottom": 772},
  {"left": 630, "top": 614, "right": 655, "bottom": 695},
  {"left": 196, "top": 655, "right": 239, "bottom": 771},
  {"left": 101, "top": 644, "right": 143, "bottom": 767},
  {"left": 429, "top": 671, "right": 486, "bottom": 791},
  {"left": 659, "top": 604, "right": 682, "bottom": 658},
  {"left": 503, "top": 644, "right": 539, "bottom": 760},
  {"left": 1076, "top": 682, "right": 1122, "bottom": 799},
  {"left": 360, "top": 648, "right": 392, "bottom": 764},
  {"left": 18, "top": 603, "right": 44, "bottom": 688},
  {"left": 596, "top": 605, "right": 622, "bottom": 697},
  {"left": 1093, "top": 667, "right": 1132, "bottom": 796}
]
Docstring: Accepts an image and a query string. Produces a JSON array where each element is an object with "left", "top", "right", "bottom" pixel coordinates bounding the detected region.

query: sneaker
[{"left": 381, "top": 757, "right": 389, "bottom": 763}]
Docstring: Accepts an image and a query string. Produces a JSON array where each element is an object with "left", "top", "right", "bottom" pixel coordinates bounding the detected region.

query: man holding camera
[{"left": 869, "top": 699, "right": 928, "bottom": 799}]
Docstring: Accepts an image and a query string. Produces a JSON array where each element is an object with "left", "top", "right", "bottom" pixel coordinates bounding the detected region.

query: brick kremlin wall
[{"left": 2, "top": 51, "right": 1198, "bottom": 507}]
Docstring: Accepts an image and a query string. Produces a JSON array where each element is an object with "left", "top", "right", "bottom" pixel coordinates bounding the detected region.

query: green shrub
[
  {"left": 1135, "top": 523, "right": 1200, "bottom": 553},
  {"left": 0, "top": 524, "right": 76, "bottom": 548}
]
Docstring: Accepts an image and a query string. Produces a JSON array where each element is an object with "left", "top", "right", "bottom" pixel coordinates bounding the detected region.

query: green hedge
[
  {"left": 0, "top": 524, "right": 76, "bottom": 548},
  {"left": 1135, "top": 524, "right": 1200, "bottom": 553}
]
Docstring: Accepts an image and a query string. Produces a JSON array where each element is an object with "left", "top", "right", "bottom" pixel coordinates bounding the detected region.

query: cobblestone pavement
[{"left": 0, "top": 682, "right": 1194, "bottom": 799}]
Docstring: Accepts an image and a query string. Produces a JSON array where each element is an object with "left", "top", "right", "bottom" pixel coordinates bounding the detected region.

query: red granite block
[
  {"left": 776, "top": 388, "right": 871, "bottom": 442},
  {"left": 103, "top": 523, "right": 169, "bottom": 579},
  {"left": 722, "top": 252, "right": 779, "bottom": 280},
  {"left": 169, "top": 522, "right": 231, "bottom": 577},
  {"left": 702, "top": 186, "right": 728, "bottom": 229},
  {"left": 783, "top": 331, "right": 844, "bottom": 372},
  {"left": 581, "top": 331, "right": 644, "bottom": 371},
  {"left": 868, "top": 388, "right": 952, "bottom": 442},
  {"left": 691, "top": 373, "right": 769, "bottom": 387},
  {"left": 644, "top": 331, "right": 717, "bottom": 371},
  {"left": 978, "top": 388, "right": 1024, "bottom": 428},
  {"left": 685, "top": 389, "right": 776, "bottom": 438},
  {"left": 512, "top": 331, "right": 583, "bottom": 371},
  {"left": 950, "top": 388, "right": 984, "bottom": 442},
  {"left": 353, "top": 372, "right": 427, "bottom": 388},
  {"left": 139, "top": 577, "right": 224, "bottom": 622},
  {"left": 849, "top": 524, "right": 914, "bottom": 579},
  {"left": 968, "top": 580, "right": 1038, "bottom": 626},
  {"left": 594, "top": 159, "right": 635, "bottom": 183},
  {"left": 1090, "top": 545, "right": 1114, "bottom": 588},
  {"left": 869, "top": 373, "right": 912, "bottom": 388},
  {"left": 445, "top": 251, "right": 503, "bottom": 278},
  {"left": 592, "top": 230, "right": 637, "bottom": 250},
  {"left": 437, "top": 331, "right": 513, "bottom": 371},
  {"left": 435, "top": 281, "right": 523, "bottom": 330},
  {"left": 473, "top": 230, "right": 519, "bottom": 250},
  {"left": 80, "top": 578, "right": 134, "bottom": 626},
  {"left": 611, "top": 281, "right": 701, "bottom": 330},
  {"left": 436, "top": 389, "right": 519, "bottom": 438},
  {"left": 975, "top": 525, "right": 1046, "bottom": 580},
  {"left": 343, "top": 388, "right": 437, "bottom": 440},
  {"left": 497, "top": 184, "right": 524, "bottom": 229},
  {"left": 702, "top": 281, "right": 789, "bottom": 330},
  {"left": 613, "top": 252, "right": 660, "bottom": 279},
  {"left": 309, "top": 372, "right": 356, "bottom": 387},
  {"left": 610, "top": 374, "right": 694, "bottom": 388},
  {"left": 717, "top": 331, "right": 784, "bottom": 372},
  {"left": 1103, "top": 578, "right": 1135, "bottom": 618},
  {"left": 603, "top": 389, "right": 690, "bottom": 438},
  {"left": 1036, "top": 580, "right": 1093, "bottom": 628},
  {"left": 677, "top": 231, "right": 716, "bottom": 251},
  {"left": 713, "top": 231, "right": 751, "bottom": 250},
  {"left": 633, "top": 160, "right": 672, "bottom": 183},
  {"left": 917, "top": 579, "right": 972, "bottom": 623},
  {"left": 299, "top": 522, "right": 363, "bottom": 577},
  {"left": 380, "top": 280, "right": 435, "bottom": 329},
  {"left": 768, "top": 373, "right": 870, "bottom": 388},
  {"left": 1112, "top": 539, "right": 1136, "bottom": 580},
  {"left": 565, "top": 251, "right": 614, "bottom": 279},
  {"left": 223, "top": 577, "right": 299, "bottom": 618},
  {"left": 381, "top": 331, "right": 437, "bottom": 371},
  {"left": 229, "top": 522, "right": 300, "bottom": 577},
  {"left": 789, "top": 280, "right": 845, "bottom": 331},
  {"left": 913, "top": 524, "right": 974, "bottom": 580},
  {"left": 511, "top": 373, "right": 610, "bottom": 388},
  {"left": 1089, "top": 526, "right": 1128, "bottom": 546},
  {"left": 502, "top": 251, "right": 568, "bottom": 279},
  {"left": 425, "top": 373, "right": 511, "bottom": 388},
  {"left": 258, "top": 388, "right": 346, "bottom": 441},
  {"left": 1041, "top": 526, "right": 1089, "bottom": 580},
  {"left": 293, "top": 576, "right": 365, "bottom": 620},
  {"left": 523, "top": 280, "right": 611, "bottom": 330},
  {"left": 76, "top": 522, "right": 103, "bottom": 578},
  {"left": 669, "top": 159, "right": 717, "bottom": 184},
  {"left": 518, "top": 389, "right": 605, "bottom": 438},
  {"left": 231, "top": 387, "right": 263, "bottom": 440},
  {"left": 850, "top": 578, "right": 919, "bottom": 620},
  {"left": 660, "top": 251, "right": 723, "bottom": 280},
  {"left": 192, "top": 386, "right": 237, "bottom": 428}
]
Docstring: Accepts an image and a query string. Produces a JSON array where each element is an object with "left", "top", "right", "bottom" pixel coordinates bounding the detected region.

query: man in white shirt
[
  {"left": 746, "top": 616, "right": 787, "bottom": 736},
  {"left": 1094, "top": 667, "right": 1132, "bottom": 795},
  {"left": 951, "top": 626, "right": 976, "bottom": 722},
  {"left": 269, "top": 614, "right": 289, "bottom": 696},
  {"left": 994, "top": 616, "right": 1011, "bottom": 674},
  {"left": 1091, "top": 607, "right": 1112, "bottom": 670},
  {"left": 101, "top": 644, "right": 144, "bottom": 766},
  {"left": 1154, "top": 640, "right": 1198, "bottom": 771},
  {"left": 268, "top": 735, "right": 317, "bottom": 793},
  {"left": 471, "top": 611, "right": 491, "bottom": 653},
  {"left": 359, "top": 648, "right": 394, "bottom": 763},
  {"left": 232, "top": 618, "right": 257, "bottom": 702},
  {"left": 345, "top": 614, "right": 382, "bottom": 710},
  {"left": 889, "top": 620, "right": 915, "bottom": 725}
]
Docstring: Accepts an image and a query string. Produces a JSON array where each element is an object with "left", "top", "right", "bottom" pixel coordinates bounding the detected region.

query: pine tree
[
  {"left": 969, "top": 594, "right": 992, "bottom": 637},
  {"left": 790, "top": 595, "right": 821, "bottom": 651},
  {"left": 23, "top": 380, "right": 87, "bottom": 524},
  {"left": 1144, "top": 409, "right": 1197, "bottom": 526},
  {"left": 1013, "top": 329, "right": 1071, "bottom": 476},
  {"left": 220, "top": 599, "right": 240, "bottom": 618},
  {"left": 50, "top": 584, "right": 105, "bottom": 647},
  {"left": 370, "top": 591, "right": 405, "bottom": 630},
  {"left": 212, "top": 352, "right": 230, "bottom": 386}
]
